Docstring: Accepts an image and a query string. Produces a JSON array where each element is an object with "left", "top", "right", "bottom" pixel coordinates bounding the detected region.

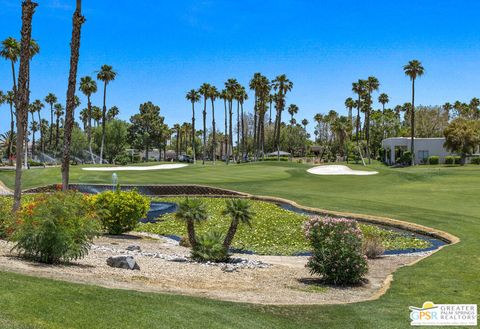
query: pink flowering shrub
[{"left": 304, "top": 216, "right": 368, "bottom": 285}]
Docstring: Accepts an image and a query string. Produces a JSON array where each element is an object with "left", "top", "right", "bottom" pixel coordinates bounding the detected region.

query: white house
[{"left": 381, "top": 137, "right": 453, "bottom": 165}]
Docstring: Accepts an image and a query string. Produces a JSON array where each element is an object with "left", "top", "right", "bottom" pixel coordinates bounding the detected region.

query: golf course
[{"left": 0, "top": 161, "right": 478, "bottom": 328}]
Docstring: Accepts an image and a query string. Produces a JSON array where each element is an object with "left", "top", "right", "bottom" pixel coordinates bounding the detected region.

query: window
[{"left": 418, "top": 150, "right": 429, "bottom": 163}]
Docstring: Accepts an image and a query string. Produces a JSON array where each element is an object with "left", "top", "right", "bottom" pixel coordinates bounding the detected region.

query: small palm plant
[
  {"left": 175, "top": 198, "right": 208, "bottom": 248},
  {"left": 222, "top": 198, "right": 255, "bottom": 249}
]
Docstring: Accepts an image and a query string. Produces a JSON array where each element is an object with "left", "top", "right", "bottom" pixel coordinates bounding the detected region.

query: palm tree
[
  {"left": 235, "top": 86, "right": 248, "bottom": 160},
  {"left": 0, "top": 37, "right": 20, "bottom": 94},
  {"left": 208, "top": 86, "right": 219, "bottom": 164},
  {"left": 403, "top": 60, "right": 425, "bottom": 165},
  {"left": 301, "top": 118, "right": 309, "bottom": 131},
  {"left": 175, "top": 198, "right": 208, "bottom": 248},
  {"left": 198, "top": 83, "right": 212, "bottom": 165},
  {"left": 12, "top": 0, "right": 37, "bottom": 211},
  {"left": 107, "top": 106, "right": 119, "bottom": 120},
  {"left": 352, "top": 80, "right": 365, "bottom": 144},
  {"left": 225, "top": 79, "right": 240, "bottom": 164},
  {"left": 268, "top": 94, "right": 275, "bottom": 125},
  {"left": 222, "top": 198, "right": 254, "bottom": 249},
  {"left": 96, "top": 64, "right": 117, "bottom": 163},
  {"left": 442, "top": 102, "right": 453, "bottom": 121},
  {"left": 287, "top": 104, "right": 299, "bottom": 124},
  {"left": 91, "top": 106, "right": 102, "bottom": 127},
  {"left": 173, "top": 123, "right": 181, "bottom": 160},
  {"left": 79, "top": 76, "right": 97, "bottom": 163},
  {"left": 219, "top": 89, "right": 229, "bottom": 161},
  {"left": 272, "top": 74, "right": 293, "bottom": 160},
  {"left": 44, "top": 93, "right": 57, "bottom": 148},
  {"left": 28, "top": 100, "right": 43, "bottom": 156},
  {"left": 378, "top": 93, "right": 389, "bottom": 141},
  {"left": 54, "top": 103, "right": 64, "bottom": 151},
  {"left": 186, "top": 89, "right": 200, "bottom": 164},
  {"left": 365, "top": 76, "right": 380, "bottom": 163},
  {"left": 344, "top": 97, "right": 355, "bottom": 132}
]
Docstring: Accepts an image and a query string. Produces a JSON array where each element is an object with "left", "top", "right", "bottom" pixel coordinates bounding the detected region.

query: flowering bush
[
  {"left": 92, "top": 189, "right": 149, "bottom": 234},
  {"left": 0, "top": 197, "right": 14, "bottom": 239},
  {"left": 11, "top": 192, "right": 100, "bottom": 264},
  {"left": 304, "top": 216, "right": 368, "bottom": 285}
]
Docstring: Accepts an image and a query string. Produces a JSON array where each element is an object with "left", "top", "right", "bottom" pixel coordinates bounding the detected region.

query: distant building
[{"left": 382, "top": 137, "right": 454, "bottom": 165}]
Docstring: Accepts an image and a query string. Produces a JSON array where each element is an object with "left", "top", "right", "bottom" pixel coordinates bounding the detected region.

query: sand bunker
[
  {"left": 307, "top": 165, "right": 378, "bottom": 176},
  {"left": 82, "top": 164, "right": 188, "bottom": 172}
]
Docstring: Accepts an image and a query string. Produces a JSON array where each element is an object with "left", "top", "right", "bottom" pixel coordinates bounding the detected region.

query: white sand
[
  {"left": 307, "top": 165, "right": 378, "bottom": 176},
  {"left": 82, "top": 164, "right": 188, "bottom": 172}
]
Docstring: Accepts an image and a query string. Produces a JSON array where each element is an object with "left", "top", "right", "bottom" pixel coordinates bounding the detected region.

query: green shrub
[
  {"left": 11, "top": 192, "right": 100, "bottom": 264},
  {"left": 471, "top": 157, "right": 480, "bottom": 165},
  {"left": 27, "top": 160, "right": 44, "bottom": 167},
  {"left": 362, "top": 236, "right": 385, "bottom": 259},
  {"left": 397, "top": 151, "right": 412, "bottom": 165},
  {"left": 92, "top": 189, "right": 150, "bottom": 234},
  {"left": 260, "top": 156, "right": 289, "bottom": 161},
  {"left": 0, "top": 197, "right": 14, "bottom": 239},
  {"left": 191, "top": 231, "right": 229, "bottom": 262},
  {"left": 115, "top": 153, "right": 131, "bottom": 165},
  {"left": 428, "top": 156, "right": 439, "bottom": 165},
  {"left": 454, "top": 156, "right": 461, "bottom": 164},
  {"left": 304, "top": 216, "right": 368, "bottom": 285},
  {"left": 445, "top": 156, "right": 455, "bottom": 164}
]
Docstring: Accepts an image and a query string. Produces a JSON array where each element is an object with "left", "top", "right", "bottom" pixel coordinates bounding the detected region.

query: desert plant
[
  {"left": 92, "top": 189, "right": 149, "bottom": 235},
  {"left": 362, "top": 236, "right": 385, "bottom": 259},
  {"left": 304, "top": 216, "right": 368, "bottom": 285},
  {"left": 191, "top": 230, "right": 228, "bottom": 262},
  {"left": 428, "top": 156, "right": 439, "bottom": 165},
  {"left": 11, "top": 192, "right": 100, "bottom": 264},
  {"left": 222, "top": 198, "right": 254, "bottom": 249},
  {"left": 175, "top": 198, "right": 208, "bottom": 247}
]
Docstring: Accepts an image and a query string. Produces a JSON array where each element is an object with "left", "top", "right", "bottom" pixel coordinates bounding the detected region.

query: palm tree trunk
[
  {"left": 176, "top": 129, "right": 179, "bottom": 160},
  {"left": 55, "top": 115, "right": 60, "bottom": 151},
  {"left": 223, "top": 219, "right": 238, "bottom": 249},
  {"left": 211, "top": 98, "right": 216, "bottom": 164},
  {"left": 253, "top": 95, "right": 258, "bottom": 160},
  {"left": 8, "top": 103, "right": 14, "bottom": 165},
  {"left": 13, "top": 0, "right": 37, "bottom": 211},
  {"left": 191, "top": 102, "right": 196, "bottom": 164},
  {"left": 99, "top": 82, "right": 107, "bottom": 163},
  {"left": 236, "top": 101, "right": 240, "bottom": 162},
  {"left": 224, "top": 99, "right": 228, "bottom": 163},
  {"left": 241, "top": 102, "right": 245, "bottom": 160},
  {"left": 356, "top": 96, "right": 360, "bottom": 145},
  {"left": 410, "top": 79, "right": 415, "bottom": 166},
  {"left": 228, "top": 101, "right": 233, "bottom": 165},
  {"left": 49, "top": 103, "right": 54, "bottom": 147},
  {"left": 87, "top": 96, "right": 94, "bottom": 163},
  {"left": 31, "top": 112, "right": 35, "bottom": 156},
  {"left": 62, "top": 0, "right": 84, "bottom": 190},
  {"left": 37, "top": 110, "right": 43, "bottom": 154},
  {"left": 202, "top": 97, "right": 207, "bottom": 165},
  {"left": 187, "top": 220, "right": 197, "bottom": 248}
]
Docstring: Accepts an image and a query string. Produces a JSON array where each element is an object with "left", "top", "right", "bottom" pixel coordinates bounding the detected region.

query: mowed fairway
[{"left": 0, "top": 162, "right": 479, "bottom": 328}]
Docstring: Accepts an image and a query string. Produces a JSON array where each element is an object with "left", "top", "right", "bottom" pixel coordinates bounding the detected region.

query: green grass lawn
[{"left": 0, "top": 161, "right": 479, "bottom": 328}]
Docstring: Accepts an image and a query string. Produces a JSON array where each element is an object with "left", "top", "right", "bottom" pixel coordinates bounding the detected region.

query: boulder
[{"left": 106, "top": 256, "right": 140, "bottom": 270}]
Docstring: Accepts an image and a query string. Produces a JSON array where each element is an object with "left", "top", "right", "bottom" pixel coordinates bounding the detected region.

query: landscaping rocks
[
  {"left": 106, "top": 256, "right": 140, "bottom": 270},
  {"left": 126, "top": 245, "right": 141, "bottom": 252}
]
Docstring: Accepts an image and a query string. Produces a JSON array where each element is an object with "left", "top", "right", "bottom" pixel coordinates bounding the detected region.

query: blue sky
[{"left": 1, "top": 0, "right": 480, "bottom": 135}]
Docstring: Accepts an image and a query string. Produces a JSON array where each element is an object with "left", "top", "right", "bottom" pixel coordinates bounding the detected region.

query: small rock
[
  {"left": 222, "top": 265, "right": 237, "bottom": 272},
  {"left": 170, "top": 257, "right": 188, "bottom": 263},
  {"left": 106, "top": 256, "right": 140, "bottom": 270},
  {"left": 126, "top": 245, "right": 141, "bottom": 252}
]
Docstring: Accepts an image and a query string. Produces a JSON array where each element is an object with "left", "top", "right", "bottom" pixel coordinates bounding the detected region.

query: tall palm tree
[
  {"left": 173, "top": 123, "right": 180, "bottom": 160},
  {"left": 175, "top": 198, "right": 208, "bottom": 248},
  {"left": 185, "top": 89, "right": 200, "bottom": 164},
  {"left": 208, "top": 86, "right": 219, "bottom": 164},
  {"left": 268, "top": 93, "right": 275, "bottom": 125},
  {"left": 28, "top": 99, "right": 43, "bottom": 156},
  {"left": 301, "top": 118, "right": 309, "bottom": 131},
  {"left": 222, "top": 198, "right": 254, "bottom": 249},
  {"left": 378, "top": 93, "right": 389, "bottom": 140},
  {"left": 352, "top": 79, "right": 365, "bottom": 145},
  {"left": 236, "top": 86, "right": 248, "bottom": 160},
  {"left": 91, "top": 106, "right": 102, "bottom": 127},
  {"left": 220, "top": 89, "right": 229, "bottom": 161},
  {"left": 54, "top": 103, "right": 64, "bottom": 151},
  {"left": 365, "top": 76, "right": 380, "bottom": 163},
  {"left": 13, "top": 0, "right": 37, "bottom": 211},
  {"left": 344, "top": 97, "right": 355, "bottom": 131},
  {"left": 79, "top": 76, "right": 97, "bottom": 163},
  {"left": 198, "top": 83, "right": 212, "bottom": 165},
  {"left": 442, "top": 102, "right": 452, "bottom": 121},
  {"left": 96, "top": 64, "right": 117, "bottom": 163},
  {"left": 272, "top": 74, "right": 293, "bottom": 160},
  {"left": 0, "top": 37, "right": 20, "bottom": 95},
  {"left": 287, "top": 104, "right": 299, "bottom": 124},
  {"left": 107, "top": 106, "right": 119, "bottom": 120},
  {"left": 44, "top": 93, "right": 57, "bottom": 148},
  {"left": 403, "top": 60, "right": 425, "bottom": 165},
  {"left": 225, "top": 79, "right": 240, "bottom": 164}
]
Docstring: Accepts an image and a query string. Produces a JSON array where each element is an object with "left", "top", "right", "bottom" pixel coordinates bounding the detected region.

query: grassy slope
[{"left": 0, "top": 162, "right": 479, "bottom": 328}]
